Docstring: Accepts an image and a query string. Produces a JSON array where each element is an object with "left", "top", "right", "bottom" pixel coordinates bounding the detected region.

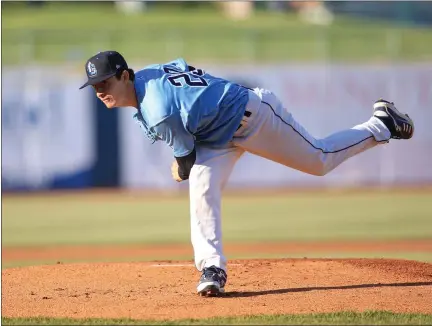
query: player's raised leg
[
  {"left": 189, "top": 145, "right": 244, "bottom": 296},
  {"left": 234, "top": 89, "right": 413, "bottom": 176}
]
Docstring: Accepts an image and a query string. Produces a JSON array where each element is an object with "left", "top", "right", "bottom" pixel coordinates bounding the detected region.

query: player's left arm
[{"left": 154, "top": 113, "right": 196, "bottom": 182}]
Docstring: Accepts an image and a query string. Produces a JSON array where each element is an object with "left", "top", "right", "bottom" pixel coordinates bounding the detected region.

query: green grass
[
  {"left": 3, "top": 311, "right": 432, "bottom": 325},
  {"left": 2, "top": 2, "right": 432, "bottom": 64},
  {"left": 2, "top": 191, "right": 432, "bottom": 247}
]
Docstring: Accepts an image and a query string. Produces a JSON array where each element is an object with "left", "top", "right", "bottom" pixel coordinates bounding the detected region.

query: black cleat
[
  {"left": 373, "top": 99, "right": 414, "bottom": 139},
  {"left": 196, "top": 266, "right": 227, "bottom": 297}
]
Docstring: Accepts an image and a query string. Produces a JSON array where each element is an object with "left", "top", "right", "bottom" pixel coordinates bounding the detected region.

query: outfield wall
[
  {"left": 3, "top": 64, "right": 432, "bottom": 191},
  {"left": 2, "top": 66, "right": 96, "bottom": 190}
]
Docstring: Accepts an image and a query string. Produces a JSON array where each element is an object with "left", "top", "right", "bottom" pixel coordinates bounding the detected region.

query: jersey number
[{"left": 164, "top": 66, "right": 208, "bottom": 87}]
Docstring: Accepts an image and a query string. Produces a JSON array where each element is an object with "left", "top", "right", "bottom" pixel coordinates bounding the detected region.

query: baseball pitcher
[{"left": 80, "top": 51, "right": 414, "bottom": 296}]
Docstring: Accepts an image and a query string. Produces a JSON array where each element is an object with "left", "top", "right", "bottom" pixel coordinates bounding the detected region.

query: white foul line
[
  {"left": 151, "top": 264, "right": 194, "bottom": 267},
  {"left": 150, "top": 263, "right": 241, "bottom": 267}
]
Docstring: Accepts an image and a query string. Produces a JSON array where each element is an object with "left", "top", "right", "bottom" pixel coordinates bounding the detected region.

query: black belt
[{"left": 237, "top": 110, "right": 252, "bottom": 131}]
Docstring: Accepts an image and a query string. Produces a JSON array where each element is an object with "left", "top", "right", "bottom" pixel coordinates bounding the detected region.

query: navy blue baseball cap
[{"left": 79, "top": 51, "right": 128, "bottom": 89}]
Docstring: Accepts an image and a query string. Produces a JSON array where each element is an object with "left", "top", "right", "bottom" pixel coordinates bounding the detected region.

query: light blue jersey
[{"left": 132, "top": 58, "right": 249, "bottom": 157}]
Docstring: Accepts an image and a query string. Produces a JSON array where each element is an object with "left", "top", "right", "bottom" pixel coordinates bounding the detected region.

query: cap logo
[{"left": 87, "top": 62, "right": 97, "bottom": 77}]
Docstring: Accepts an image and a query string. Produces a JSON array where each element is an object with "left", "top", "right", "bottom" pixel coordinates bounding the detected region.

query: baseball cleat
[
  {"left": 373, "top": 99, "right": 414, "bottom": 139},
  {"left": 197, "top": 266, "right": 227, "bottom": 297}
]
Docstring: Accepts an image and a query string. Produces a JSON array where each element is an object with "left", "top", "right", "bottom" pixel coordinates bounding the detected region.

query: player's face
[{"left": 92, "top": 75, "right": 128, "bottom": 109}]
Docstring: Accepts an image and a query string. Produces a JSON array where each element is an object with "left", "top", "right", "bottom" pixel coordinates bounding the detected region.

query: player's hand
[{"left": 171, "top": 160, "right": 183, "bottom": 182}]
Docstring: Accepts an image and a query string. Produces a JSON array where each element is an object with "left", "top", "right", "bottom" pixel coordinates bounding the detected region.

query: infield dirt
[{"left": 2, "top": 241, "right": 432, "bottom": 320}]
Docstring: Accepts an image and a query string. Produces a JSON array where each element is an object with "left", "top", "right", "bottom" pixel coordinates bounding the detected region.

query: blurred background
[{"left": 2, "top": 1, "right": 432, "bottom": 268}]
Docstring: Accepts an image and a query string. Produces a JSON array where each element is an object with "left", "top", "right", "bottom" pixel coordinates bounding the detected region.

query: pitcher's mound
[{"left": 2, "top": 258, "right": 432, "bottom": 320}]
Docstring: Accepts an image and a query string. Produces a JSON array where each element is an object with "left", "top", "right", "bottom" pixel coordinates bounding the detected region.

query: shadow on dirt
[{"left": 224, "top": 281, "right": 432, "bottom": 298}]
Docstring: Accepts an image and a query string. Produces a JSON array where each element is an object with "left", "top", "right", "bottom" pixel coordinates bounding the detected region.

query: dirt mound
[{"left": 2, "top": 259, "right": 432, "bottom": 320}]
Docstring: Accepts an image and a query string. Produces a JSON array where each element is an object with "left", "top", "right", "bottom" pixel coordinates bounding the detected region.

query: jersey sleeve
[{"left": 153, "top": 113, "right": 195, "bottom": 157}]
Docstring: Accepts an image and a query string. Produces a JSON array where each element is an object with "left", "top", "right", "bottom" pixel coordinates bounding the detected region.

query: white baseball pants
[{"left": 189, "top": 88, "right": 391, "bottom": 272}]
